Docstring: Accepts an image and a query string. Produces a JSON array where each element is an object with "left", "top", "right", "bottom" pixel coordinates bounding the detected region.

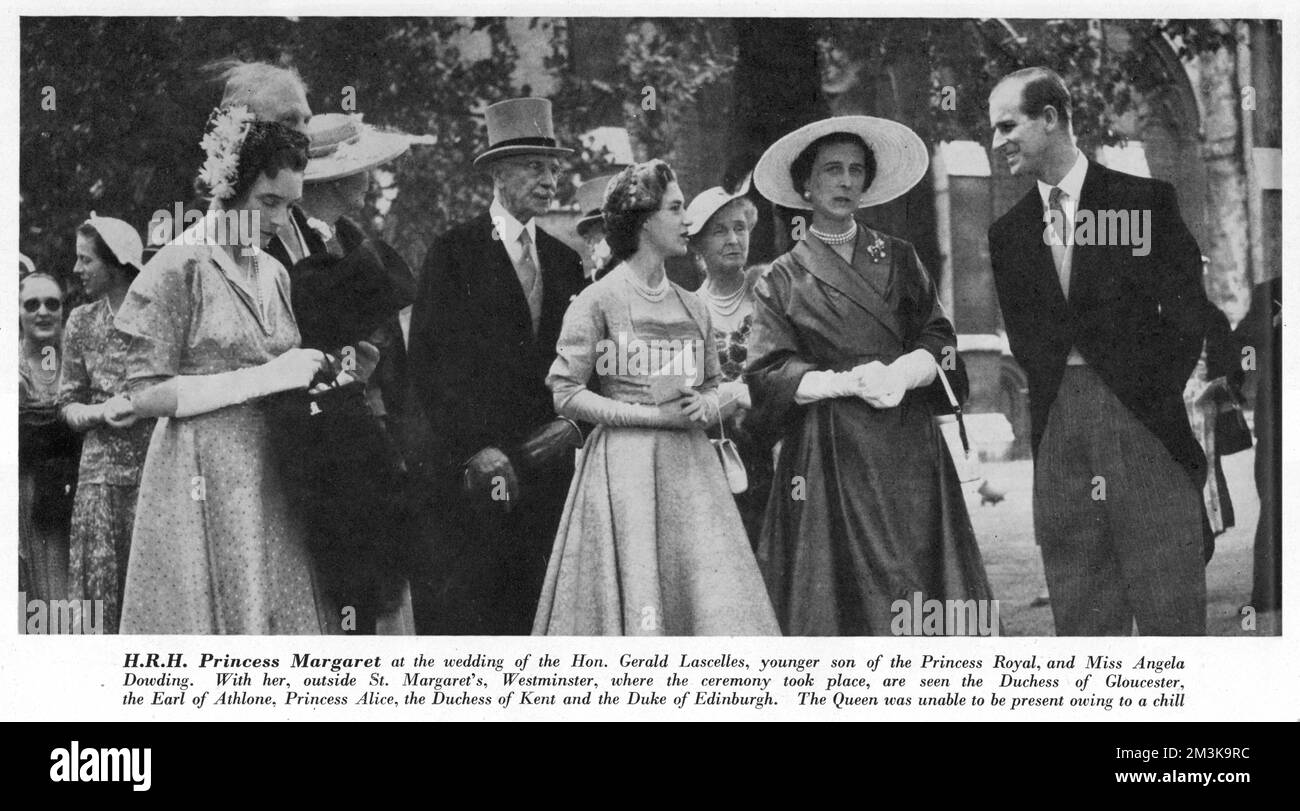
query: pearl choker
[{"left": 810, "top": 221, "right": 858, "bottom": 246}]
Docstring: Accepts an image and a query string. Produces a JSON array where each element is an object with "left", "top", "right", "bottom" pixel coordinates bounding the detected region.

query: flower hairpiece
[{"left": 197, "top": 105, "right": 256, "bottom": 202}]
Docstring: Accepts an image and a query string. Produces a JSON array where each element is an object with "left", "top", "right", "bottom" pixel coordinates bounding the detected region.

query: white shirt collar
[
  {"left": 490, "top": 195, "right": 536, "bottom": 247},
  {"left": 1037, "top": 149, "right": 1089, "bottom": 210}
]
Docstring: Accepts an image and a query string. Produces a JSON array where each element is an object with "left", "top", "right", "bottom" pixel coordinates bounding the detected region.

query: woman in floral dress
[
  {"left": 59, "top": 215, "right": 155, "bottom": 633},
  {"left": 686, "top": 181, "right": 771, "bottom": 547}
]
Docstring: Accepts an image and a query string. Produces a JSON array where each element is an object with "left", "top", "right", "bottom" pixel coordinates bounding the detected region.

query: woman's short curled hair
[
  {"left": 602, "top": 159, "right": 677, "bottom": 263},
  {"left": 789, "top": 132, "right": 876, "bottom": 198},
  {"left": 197, "top": 119, "right": 309, "bottom": 204}
]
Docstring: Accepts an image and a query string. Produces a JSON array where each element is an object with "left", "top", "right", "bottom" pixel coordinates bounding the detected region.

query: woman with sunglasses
[
  {"left": 18, "top": 270, "right": 79, "bottom": 621},
  {"left": 57, "top": 215, "right": 154, "bottom": 633}
]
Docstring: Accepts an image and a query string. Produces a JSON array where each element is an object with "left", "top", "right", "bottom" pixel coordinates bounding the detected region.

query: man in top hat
[
  {"left": 407, "top": 97, "right": 587, "bottom": 635},
  {"left": 986, "top": 67, "right": 1211, "bottom": 635}
]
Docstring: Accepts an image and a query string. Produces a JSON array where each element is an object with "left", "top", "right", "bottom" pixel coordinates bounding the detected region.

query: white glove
[
  {"left": 175, "top": 348, "right": 325, "bottom": 418},
  {"left": 890, "top": 349, "right": 938, "bottom": 390},
  {"left": 560, "top": 389, "right": 694, "bottom": 429},
  {"left": 794, "top": 369, "right": 863, "bottom": 404}
]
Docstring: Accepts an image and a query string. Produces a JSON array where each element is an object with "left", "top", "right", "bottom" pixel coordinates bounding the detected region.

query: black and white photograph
[{"left": 3, "top": 3, "right": 1295, "bottom": 736}]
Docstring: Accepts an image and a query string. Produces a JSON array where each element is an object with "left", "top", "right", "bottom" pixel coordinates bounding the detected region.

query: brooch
[{"left": 863, "top": 233, "right": 888, "bottom": 263}]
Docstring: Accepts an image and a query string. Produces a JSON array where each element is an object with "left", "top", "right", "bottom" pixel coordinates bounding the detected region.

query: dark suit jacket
[
  {"left": 407, "top": 210, "right": 587, "bottom": 483},
  {"left": 988, "top": 161, "right": 1210, "bottom": 488}
]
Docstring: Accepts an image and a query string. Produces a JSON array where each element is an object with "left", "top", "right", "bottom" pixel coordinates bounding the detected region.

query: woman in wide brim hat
[
  {"left": 745, "top": 115, "right": 995, "bottom": 636},
  {"left": 273, "top": 112, "right": 434, "bottom": 636}
]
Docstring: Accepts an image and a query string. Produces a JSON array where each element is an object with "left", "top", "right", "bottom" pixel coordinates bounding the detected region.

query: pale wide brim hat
[
  {"left": 305, "top": 113, "right": 436, "bottom": 183},
  {"left": 753, "top": 116, "right": 929, "bottom": 210},
  {"left": 83, "top": 212, "right": 144, "bottom": 272},
  {"left": 685, "top": 173, "right": 753, "bottom": 236},
  {"left": 473, "top": 97, "right": 573, "bottom": 167}
]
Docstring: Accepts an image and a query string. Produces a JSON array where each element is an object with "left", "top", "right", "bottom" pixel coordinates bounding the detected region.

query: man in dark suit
[
  {"left": 407, "top": 98, "right": 587, "bottom": 634},
  {"left": 986, "top": 67, "right": 1210, "bottom": 635}
]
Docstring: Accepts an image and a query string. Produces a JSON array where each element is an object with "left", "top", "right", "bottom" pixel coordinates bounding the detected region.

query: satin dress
[{"left": 745, "top": 227, "right": 994, "bottom": 635}]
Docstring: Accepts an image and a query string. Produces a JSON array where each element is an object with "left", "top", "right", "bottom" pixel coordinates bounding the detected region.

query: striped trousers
[{"left": 1034, "top": 366, "right": 1206, "bottom": 635}]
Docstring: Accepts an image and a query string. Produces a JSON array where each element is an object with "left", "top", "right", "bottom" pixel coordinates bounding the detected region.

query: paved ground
[{"left": 965, "top": 447, "right": 1280, "bottom": 636}]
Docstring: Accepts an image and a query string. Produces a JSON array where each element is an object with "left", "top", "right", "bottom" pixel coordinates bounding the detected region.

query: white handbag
[{"left": 712, "top": 396, "right": 749, "bottom": 494}]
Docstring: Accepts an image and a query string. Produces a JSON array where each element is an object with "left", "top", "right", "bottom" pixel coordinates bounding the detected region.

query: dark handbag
[
  {"left": 20, "top": 404, "right": 81, "bottom": 530},
  {"left": 263, "top": 380, "right": 417, "bottom": 616},
  {"left": 1215, "top": 388, "right": 1254, "bottom": 456}
]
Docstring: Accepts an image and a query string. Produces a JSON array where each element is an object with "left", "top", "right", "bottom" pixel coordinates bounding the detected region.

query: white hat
[
  {"left": 685, "top": 173, "right": 753, "bottom": 236},
  {"left": 753, "top": 116, "right": 928, "bottom": 210},
  {"left": 83, "top": 212, "right": 144, "bottom": 271},
  {"left": 305, "top": 113, "right": 435, "bottom": 183}
]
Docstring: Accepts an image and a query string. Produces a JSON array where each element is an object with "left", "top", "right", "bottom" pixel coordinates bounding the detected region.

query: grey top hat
[{"left": 474, "top": 98, "right": 573, "bottom": 168}]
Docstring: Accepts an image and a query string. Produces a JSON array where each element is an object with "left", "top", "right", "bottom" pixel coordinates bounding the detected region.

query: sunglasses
[{"left": 22, "top": 297, "right": 63, "bottom": 314}]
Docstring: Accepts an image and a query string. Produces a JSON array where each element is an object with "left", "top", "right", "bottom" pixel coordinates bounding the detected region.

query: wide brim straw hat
[
  {"left": 305, "top": 113, "right": 435, "bottom": 183},
  {"left": 83, "top": 212, "right": 144, "bottom": 272},
  {"left": 753, "top": 115, "right": 928, "bottom": 210},
  {"left": 685, "top": 173, "right": 753, "bottom": 236}
]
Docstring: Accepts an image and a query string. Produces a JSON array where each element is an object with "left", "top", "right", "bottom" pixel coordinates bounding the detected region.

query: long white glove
[
  {"left": 174, "top": 349, "right": 324, "bottom": 418},
  {"left": 793, "top": 369, "right": 863, "bottom": 404},
  {"left": 559, "top": 389, "right": 696, "bottom": 430}
]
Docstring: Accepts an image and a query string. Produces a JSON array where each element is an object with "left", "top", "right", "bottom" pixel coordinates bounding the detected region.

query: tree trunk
[{"left": 1196, "top": 27, "right": 1251, "bottom": 324}]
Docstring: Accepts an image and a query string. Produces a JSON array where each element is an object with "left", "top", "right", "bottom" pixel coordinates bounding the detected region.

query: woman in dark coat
[{"left": 746, "top": 116, "right": 994, "bottom": 636}]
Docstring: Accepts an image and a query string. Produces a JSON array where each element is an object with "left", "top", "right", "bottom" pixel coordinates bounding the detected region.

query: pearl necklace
[
  {"left": 627, "top": 268, "right": 668, "bottom": 302},
  {"left": 810, "top": 221, "right": 858, "bottom": 245},
  {"left": 704, "top": 279, "right": 747, "bottom": 318}
]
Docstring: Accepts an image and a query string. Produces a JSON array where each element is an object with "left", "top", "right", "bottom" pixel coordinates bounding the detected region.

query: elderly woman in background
[
  {"left": 533, "top": 159, "right": 779, "bottom": 636},
  {"left": 747, "top": 116, "right": 994, "bottom": 636},
  {"left": 685, "top": 179, "right": 772, "bottom": 547},
  {"left": 58, "top": 215, "right": 155, "bottom": 634},
  {"left": 19, "top": 269, "right": 80, "bottom": 620}
]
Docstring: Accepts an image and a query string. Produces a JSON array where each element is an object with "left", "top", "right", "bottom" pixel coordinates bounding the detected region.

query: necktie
[
  {"left": 516, "top": 230, "right": 543, "bottom": 336},
  {"left": 1047, "top": 186, "right": 1070, "bottom": 297}
]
